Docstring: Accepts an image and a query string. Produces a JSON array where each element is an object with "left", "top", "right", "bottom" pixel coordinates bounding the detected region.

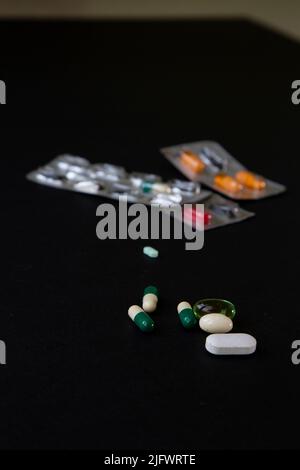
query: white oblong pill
[
  {"left": 205, "top": 333, "right": 257, "bottom": 355},
  {"left": 199, "top": 313, "right": 233, "bottom": 333}
]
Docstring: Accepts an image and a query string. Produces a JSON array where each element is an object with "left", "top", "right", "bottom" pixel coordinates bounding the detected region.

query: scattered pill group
[
  {"left": 128, "top": 285, "right": 158, "bottom": 332},
  {"left": 128, "top": 290, "right": 256, "bottom": 356}
]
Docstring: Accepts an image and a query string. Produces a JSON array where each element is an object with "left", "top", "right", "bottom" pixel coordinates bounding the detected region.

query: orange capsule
[
  {"left": 180, "top": 150, "right": 205, "bottom": 173},
  {"left": 235, "top": 170, "right": 266, "bottom": 190},
  {"left": 214, "top": 173, "right": 243, "bottom": 193}
]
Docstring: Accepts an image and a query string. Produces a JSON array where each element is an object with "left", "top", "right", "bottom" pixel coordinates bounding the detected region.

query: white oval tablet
[
  {"left": 199, "top": 313, "right": 233, "bottom": 333},
  {"left": 205, "top": 333, "right": 257, "bottom": 355}
]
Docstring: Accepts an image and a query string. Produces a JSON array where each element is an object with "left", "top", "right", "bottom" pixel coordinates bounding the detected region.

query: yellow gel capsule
[
  {"left": 214, "top": 173, "right": 243, "bottom": 193},
  {"left": 180, "top": 150, "right": 205, "bottom": 174},
  {"left": 235, "top": 171, "right": 266, "bottom": 190}
]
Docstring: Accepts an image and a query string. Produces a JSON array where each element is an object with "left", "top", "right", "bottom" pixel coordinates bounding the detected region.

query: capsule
[
  {"left": 128, "top": 305, "right": 154, "bottom": 333},
  {"left": 141, "top": 181, "right": 171, "bottom": 194},
  {"left": 193, "top": 298, "right": 236, "bottom": 320},
  {"left": 177, "top": 301, "right": 197, "bottom": 329},
  {"left": 180, "top": 150, "right": 205, "bottom": 173},
  {"left": 143, "top": 286, "right": 158, "bottom": 313},
  {"left": 214, "top": 173, "right": 243, "bottom": 193},
  {"left": 235, "top": 171, "right": 266, "bottom": 190},
  {"left": 183, "top": 207, "right": 212, "bottom": 226}
]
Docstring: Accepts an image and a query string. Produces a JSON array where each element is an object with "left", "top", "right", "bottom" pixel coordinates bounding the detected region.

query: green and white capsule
[
  {"left": 143, "top": 286, "right": 158, "bottom": 313},
  {"left": 177, "top": 301, "right": 197, "bottom": 329},
  {"left": 128, "top": 305, "right": 155, "bottom": 333},
  {"left": 141, "top": 181, "right": 171, "bottom": 194}
]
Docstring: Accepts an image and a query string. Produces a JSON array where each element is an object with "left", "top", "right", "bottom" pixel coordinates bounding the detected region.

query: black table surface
[{"left": 0, "top": 18, "right": 299, "bottom": 450}]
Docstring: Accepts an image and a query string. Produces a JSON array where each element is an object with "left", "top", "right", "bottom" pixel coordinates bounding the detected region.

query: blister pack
[
  {"left": 161, "top": 141, "right": 286, "bottom": 200},
  {"left": 27, "top": 154, "right": 254, "bottom": 230},
  {"left": 180, "top": 193, "right": 254, "bottom": 231},
  {"left": 26, "top": 154, "right": 205, "bottom": 205}
]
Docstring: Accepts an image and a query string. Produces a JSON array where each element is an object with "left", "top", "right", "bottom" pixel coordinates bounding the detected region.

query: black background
[{"left": 0, "top": 19, "right": 299, "bottom": 450}]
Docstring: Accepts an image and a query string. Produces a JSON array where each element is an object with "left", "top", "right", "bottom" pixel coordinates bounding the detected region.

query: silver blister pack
[
  {"left": 27, "top": 154, "right": 254, "bottom": 230},
  {"left": 180, "top": 193, "right": 254, "bottom": 231},
  {"left": 27, "top": 154, "right": 204, "bottom": 205},
  {"left": 161, "top": 141, "right": 286, "bottom": 200}
]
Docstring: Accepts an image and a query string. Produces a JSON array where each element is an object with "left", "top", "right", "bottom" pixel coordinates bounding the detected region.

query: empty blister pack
[
  {"left": 161, "top": 141, "right": 286, "bottom": 200},
  {"left": 27, "top": 154, "right": 254, "bottom": 230}
]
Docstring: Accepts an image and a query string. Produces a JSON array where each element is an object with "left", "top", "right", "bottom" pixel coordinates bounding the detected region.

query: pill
[
  {"left": 199, "top": 147, "right": 225, "bottom": 172},
  {"left": 214, "top": 173, "right": 243, "bottom": 193},
  {"left": 143, "top": 246, "right": 159, "bottom": 258},
  {"left": 177, "top": 301, "right": 197, "bottom": 329},
  {"left": 143, "top": 286, "right": 158, "bottom": 313},
  {"left": 199, "top": 313, "right": 233, "bottom": 334},
  {"left": 55, "top": 155, "right": 90, "bottom": 172},
  {"left": 206, "top": 333, "right": 257, "bottom": 355},
  {"left": 235, "top": 171, "right": 266, "bottom": 190},
  {"left": 73, "top": 180, "right": 99, "bottom": 193},
  {"left": 130, "top": 172, "right": 162, "bottom": 188},
  {"left": 91, "top": 163, "right": 126, "bottom": 181},
  {"left": 170, "top": 179, "right": 201, "bottom": 195},
  {"left": 151, "top": 193, "right": 182, "bottom": 206},
  {"left": 183, "top": 207, "right": 212, "bottom": 226},
  {"left": 142, "top": 181, "right": 171, "bottom": 194},
  {"left": 209, "top": 203, "right": 239, "bottom": 219},
  {"left": 193, "top": 298, "right": 236, "bottom": 320},
  {"left": 180, "top": 150, "right": 205, "bottom": 173},
  {"left": 128, "top": 305, "right": 154, "bottom": 333}
]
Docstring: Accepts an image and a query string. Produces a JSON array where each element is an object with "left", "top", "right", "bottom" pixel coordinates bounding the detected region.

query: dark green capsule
[
  {"left": 178, "top": 308, "right": 197, "bottom": 329},
  {"left": 134, "top": 311, "right": 155, "bottom": 333},
  {"left": 144, "top": 285, "right": 158, "bottom": 296}
]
